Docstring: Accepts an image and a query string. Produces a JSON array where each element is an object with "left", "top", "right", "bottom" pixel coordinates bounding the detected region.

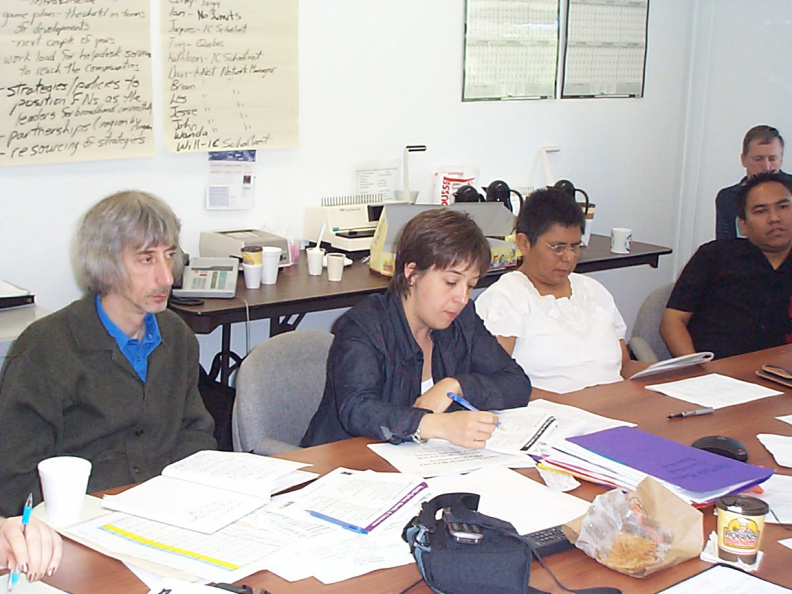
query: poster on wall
[
  {"left": 0, "top": 0, "right": 155, "bottom": 166},
  {"left": 162, "top": 0, "right": 298, "bottom": 153},
  {"left": 561, "top": 0, "right": 649, "bottom": 98},
  {"left": 462, "top": 0, "right": 560, "bottom": 101}
]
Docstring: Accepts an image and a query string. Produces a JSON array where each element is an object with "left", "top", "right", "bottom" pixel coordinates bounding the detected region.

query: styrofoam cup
[
  {"left": 242, "top": 263, "right": 263, "bottom": 289},
  {"left": 326, "top": 253, "right": 346, "bottom": 282},
  {"left": 260, "top": 246, "right": 281, "bottom": 285},
  {"left": 38, "top": 456, "right": 92, "bottom": 526},
  {"left": 307, "top": 247, "right": 325, "bottom": 276}
]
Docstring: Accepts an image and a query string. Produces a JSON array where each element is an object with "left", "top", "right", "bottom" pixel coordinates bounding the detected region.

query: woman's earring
[{"left": 409, "top": 279, "right": 414, "bottom": 286}]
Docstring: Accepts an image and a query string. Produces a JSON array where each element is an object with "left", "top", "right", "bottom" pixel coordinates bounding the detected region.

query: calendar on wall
[
  {"left": 561, "top": 0, "right": 649, "bottom": 98},
  {"left": 462, "top": 0, "right": 560, "bottom": 101}
]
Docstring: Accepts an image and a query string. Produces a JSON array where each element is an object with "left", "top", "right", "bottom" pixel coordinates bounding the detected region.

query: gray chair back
[
  {"left": 629, "top": 283, "right": 674, "bottom": 362},
  {"left": 232, "top": 329, "right": 333, "bottom": 455}
]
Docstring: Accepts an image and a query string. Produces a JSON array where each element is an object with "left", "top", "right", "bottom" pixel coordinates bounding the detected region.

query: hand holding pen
[
  {"left": 1, "top": 495, "right": 62, "bottom": 590},
  {"left": 447, "top": 392, "right": 505, "bottom": 430}
]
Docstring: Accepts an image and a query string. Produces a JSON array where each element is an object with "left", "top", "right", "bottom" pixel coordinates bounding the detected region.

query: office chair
[
  {"left": 232, "top": 329, "right": 334, "bottom": 455},
  {"left": 628, "top": 283, "right": 674, "bottom": 362}
]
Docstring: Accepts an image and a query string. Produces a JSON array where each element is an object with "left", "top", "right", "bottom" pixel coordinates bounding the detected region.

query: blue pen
[
  {"left": 447, "top": 392, "right": 504, "bottom": 429},
  {"left": 308, "top": 510, "right": 369, "bottom": 534},
  {"left": 7, "top": 493, "right": 32, "bottom": 592}
]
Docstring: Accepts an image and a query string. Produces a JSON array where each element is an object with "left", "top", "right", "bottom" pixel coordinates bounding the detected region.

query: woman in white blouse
[{"left": 476, "top": 188, "right": 641, "bottom": 393}]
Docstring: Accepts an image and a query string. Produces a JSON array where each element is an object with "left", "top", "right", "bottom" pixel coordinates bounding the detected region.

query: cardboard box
[{"left": 369, "top": 203, "right": 517, "bottom": 276}]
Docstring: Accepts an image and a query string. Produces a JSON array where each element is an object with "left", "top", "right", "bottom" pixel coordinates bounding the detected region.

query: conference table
[
  {"left": 169, "top": 234, "right": 671, "bottom": 384},
  {"left": 34, "top": 344, "right": 792, "bottom": 593}
]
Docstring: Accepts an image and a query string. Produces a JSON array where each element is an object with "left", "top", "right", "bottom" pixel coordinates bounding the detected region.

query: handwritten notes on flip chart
[
  {"left": 162, "top": 0, "right": 298, "bottom": 153},
  {"left": 0, "top": 0, "right": 155, "bottom": 165}
]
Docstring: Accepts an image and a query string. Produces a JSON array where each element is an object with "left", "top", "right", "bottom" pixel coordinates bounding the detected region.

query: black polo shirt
[{"left": 667, "top": 239, "right": 792, "bottom": 359}]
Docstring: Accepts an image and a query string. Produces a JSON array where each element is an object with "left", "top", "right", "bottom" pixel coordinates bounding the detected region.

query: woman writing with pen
[
  {"left": 301, "top": 209, "right": 532, "bottom": 449},
  {"left": 1, "top": 514, "right": 62, "bottom": 585}
]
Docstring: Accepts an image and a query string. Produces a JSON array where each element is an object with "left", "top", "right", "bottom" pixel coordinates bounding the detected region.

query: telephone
[{"left": 172, "top": 256, "right": 239, "bottom": 299}]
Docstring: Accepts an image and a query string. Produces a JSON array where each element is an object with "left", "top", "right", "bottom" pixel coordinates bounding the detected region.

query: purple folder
[{"left": 567, "top": 426, "right": 773, "bottom": 495}]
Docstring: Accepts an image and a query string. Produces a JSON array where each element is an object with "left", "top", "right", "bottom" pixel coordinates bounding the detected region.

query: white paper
[
  {"left": 368, "top": 440, "right": 532, "bottom": 477},
  {"left": 528, "top": 399, "right": 635, "bottom": 443},
  {"left": 147, "top": 579, "right": 219, "bottom": 594},
  {"left": 781, "top": 537, "right": 792, "bottom": 553},
  {"left": 161, "top": 450, "right": 308, "bottom": 497},
  {"left": 756, "top": 434, "right": 792, "bottom": 468},
  {"left": 102, "top": 476, "right": 268, "bottom": 534},
  {"left": 645, "top": 373, "right": 782, "bottom": 409},
  {"left": 66, "top": 511, "right": 279, "bottom": 583},
  {"left": 752, "top": 473, "right": 792, "bottom": 523},
  {"left": 629, "top": 351, "right": 714, "bottom": 380},
  {"left": 484, "top": 407, "right": 557, "bottom": 455},
  {"left": 661, "top": 565, "right": 790, "bottom": 594},
  {"left": 426, "top": 466, "right": 590, "bottom": 536},
  {"left": 285, "top": 467, "right": 427, "bottom": 533},
  {"left": 777, "top": 414, "right": 792, "bottom": 426}
]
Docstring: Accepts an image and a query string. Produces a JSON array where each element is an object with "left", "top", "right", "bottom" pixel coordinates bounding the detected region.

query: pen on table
[
  {"left": 447, "top": 392, "right": 504, "bottom": 429},
  {"left": 7, "top": 493, "right": 32, "bottom": 592},
  {"left": 308, "top": 510, "right": 369, "bottom": 534},
  {"left": 667, "top": 407, "right": 714, "bottom": 419}
]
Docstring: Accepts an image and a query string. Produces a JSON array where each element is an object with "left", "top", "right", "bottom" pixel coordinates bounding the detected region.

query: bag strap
[{"left": 414, "top": 492, "right": 480, "bottom": 533}]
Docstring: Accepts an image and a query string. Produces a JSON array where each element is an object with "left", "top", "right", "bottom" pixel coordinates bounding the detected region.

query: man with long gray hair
[{"left": 0, "top": 190, "right": 216, "bottom": 517}]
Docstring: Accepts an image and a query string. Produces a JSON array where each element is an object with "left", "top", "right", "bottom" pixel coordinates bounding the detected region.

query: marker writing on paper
[
  {"left": 7, "top": 493, "right": 32, "bottom": 592},
  {"left": 447, "top": 392, "right": 504, "bottom": 429},
  {"left": 667, "top": 407, "right": 714, "bottom": 419},
  {"left": 308, "top": 510, "right": 369, "bottom": 534}
]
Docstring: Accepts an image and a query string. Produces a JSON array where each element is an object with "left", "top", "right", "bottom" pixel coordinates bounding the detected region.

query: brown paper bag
[{"left": 562, "top": 477, "right": 704, "bottom": 577}]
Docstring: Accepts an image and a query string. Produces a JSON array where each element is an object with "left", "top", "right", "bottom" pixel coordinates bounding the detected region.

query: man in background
[
  {"left": 663, "top": 172, "right": 792, "bottom": 359},
  {"left": 716, "top": 125, "right": 792, "bottom": 239},
  {"left": 0, "top": 190, "right": 216, "bottom": 516}
]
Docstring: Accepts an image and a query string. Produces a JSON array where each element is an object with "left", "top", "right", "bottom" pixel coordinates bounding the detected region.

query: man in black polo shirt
[{"left": 662, "top": 172, "right": 792, "bottom": 359}]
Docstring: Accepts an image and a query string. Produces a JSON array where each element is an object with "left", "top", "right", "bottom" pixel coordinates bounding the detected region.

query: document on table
[
  {"left": 753, "top": 474, "right": 792, "bottom": 524},
  {"left": 159, "top": 449, "right": 309, "bottom": 497},
  {"left": 757, "top": 434, "right": 792, "bottom": 468},
  {"left": 528, "top": 399, "right": 635, "bottom": 444},
  {"left": 645, "top": 373, "right": 782, "bottom": 409},
  {"left": 629, "top": 351, "right": 714, "bottom": 380},
  {"left": 658, "top": 563, "right": 792, "bottom": 592},
  {"left": 66, "top": 511, "right": 283, "bottom": 583},
  {"left": 102, "top": 475, "right": 268, "bottom": 533},
  {"left": 484, "top": 406, "right": 557, "bottom": 455},
  {"left": 426, "top": 466, "right": 590, "bottom": 535},
  {"left": 284, "top": 467, "right": 427, "bottom": 533},
  {"left": 777, "top": 414, "right": 792, "bottom": 426},
  {"left": 368, "top": 440, "right": 531, "bottom": 477}
]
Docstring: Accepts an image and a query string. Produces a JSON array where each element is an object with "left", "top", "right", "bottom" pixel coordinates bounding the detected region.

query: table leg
[{"left": 269, "top": 313, "right": 306, "bottom": 336}]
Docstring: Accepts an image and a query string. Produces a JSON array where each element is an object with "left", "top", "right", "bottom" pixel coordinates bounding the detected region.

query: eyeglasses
[{"left": 540, "top": 240, "right": 582, "bottom": 256}]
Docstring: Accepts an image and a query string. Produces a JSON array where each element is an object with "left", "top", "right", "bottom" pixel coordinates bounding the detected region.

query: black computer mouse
[{"left": 691, "top": 435, "right": 749, "bottom": 462}]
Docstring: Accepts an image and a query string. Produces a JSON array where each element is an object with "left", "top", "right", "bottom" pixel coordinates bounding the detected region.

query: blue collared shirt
[{"left": 96, "top": 294, "right": 162, "bottom": 381}]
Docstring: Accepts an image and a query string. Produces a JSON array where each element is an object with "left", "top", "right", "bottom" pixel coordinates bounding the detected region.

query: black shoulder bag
[{"left": 402, "top": 492, "right": 620, "bottom": 594}]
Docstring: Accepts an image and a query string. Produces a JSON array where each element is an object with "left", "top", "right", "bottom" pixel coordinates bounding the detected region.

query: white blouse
[{"left": 475, "top": 271, "right": 627, "bottom": 393}]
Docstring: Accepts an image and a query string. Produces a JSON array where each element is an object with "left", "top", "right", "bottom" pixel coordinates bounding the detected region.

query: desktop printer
[
  {"left": 304, "top": 196, "right": 388, "bottom": 256},
  {"left": 199, "top": 229, "right": 291, "bottom": 267}
]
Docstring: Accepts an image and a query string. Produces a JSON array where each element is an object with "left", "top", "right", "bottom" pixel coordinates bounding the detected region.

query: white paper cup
[
  {"left": 242, "top": 263, "right": 263, "bottom": 289},
  {"left": 327, "top": 253, "right": 346, "bottom": 282},
  {"left": 610, "top": 227, "right": 632, "bottom": 254},
  {"left": 307, "top": 247, "right": 325, "bottom": 276},
  {"left": 38, "top": 456, "right": 91, "bottom": 526},
  {"left": 260, "top": 246, "right": 282, "bottom": 285}
]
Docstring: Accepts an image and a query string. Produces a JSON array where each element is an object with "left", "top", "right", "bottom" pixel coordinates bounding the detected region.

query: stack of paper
[
  {"left": 541, "top": 426, "right": 774, "bottom": 505},
  {"left": 102, "top": 450, "right": 312, "bottom": 533}
]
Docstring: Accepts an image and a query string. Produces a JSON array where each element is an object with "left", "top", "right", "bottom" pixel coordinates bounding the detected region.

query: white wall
[
  {"left": 0, "top": 0, "right": 715, "bottom": 367},
  {"left": 678, "top": 0, "right": 792, "bottom": 269}
]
